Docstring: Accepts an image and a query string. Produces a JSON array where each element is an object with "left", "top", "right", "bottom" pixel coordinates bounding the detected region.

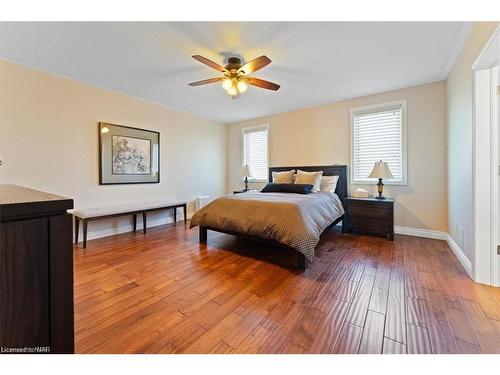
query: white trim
[
  {"left": 441, "top": 22, "right": 474, "bottom": 79},
  {"left": 446, "top": 234, "right": 473, "bottom": 278},
  {"left": 241, "top": 124, "right": 269, "bottom": 134},
  {"left": 471, "top": 31, "right": 500, "bottom": 286},
  {"left": 472, "top": 24, "right": 500, "bottom": 70},
  {"left": 489, "top": 66, "right": 500, "bottom": 287},
  {"left": 472, "top": 69, "right": 493, "bottom": 285},
  {"left": 492, "top": 66, "right": 500, "bottom": 287},
  {"left": 349, "top": 99, "right": 408, "bottom": 186},
  {"left": 394, "top": 226, "right": 447, "bottom": 240}
]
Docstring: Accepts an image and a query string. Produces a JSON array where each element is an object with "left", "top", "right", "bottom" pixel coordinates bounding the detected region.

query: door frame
[{"left": 472, "top": 25, "right": 500, "bottom": 286}]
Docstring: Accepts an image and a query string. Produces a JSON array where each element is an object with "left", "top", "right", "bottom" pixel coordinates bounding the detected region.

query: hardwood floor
[{"left": 74, "top": 222, "right": 500, "bottom": 354}]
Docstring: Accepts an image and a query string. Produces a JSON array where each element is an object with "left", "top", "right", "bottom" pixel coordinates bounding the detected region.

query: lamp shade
[
  {"left": 368, "top": 161, "right": 394, "bottom": 179},
  {"left": 242, "top": 164, "right": 252, "bottom": 178}
]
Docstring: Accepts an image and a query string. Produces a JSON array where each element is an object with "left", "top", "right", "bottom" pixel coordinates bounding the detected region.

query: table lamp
[
  {"left": 368, "top": 160, "right": 394, "bottom": 199},
  {"left": 242, "top": 164, "right": 252, "bottom": 192}
]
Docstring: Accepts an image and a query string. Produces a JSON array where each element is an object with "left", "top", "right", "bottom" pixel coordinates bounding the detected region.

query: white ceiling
[{"left": 0, "top": 22, "right": 469, "bottom": 124}]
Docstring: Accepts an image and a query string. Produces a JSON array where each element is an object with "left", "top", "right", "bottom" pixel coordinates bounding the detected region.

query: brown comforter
[{"left": 190, "top": 191, "right": 344, "bottom": 260}]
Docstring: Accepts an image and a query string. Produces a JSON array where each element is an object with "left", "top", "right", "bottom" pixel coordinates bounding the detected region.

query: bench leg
[
  {"left": 74, "top": 216, "right": 79, "bottom": 245},
  {"left": 83, "top": 219, "right": 88, "bottom": 249},
  {"left": 143, "top": 212, "right": 147, "bottom": 234},
  {"left": 173, "top": 207, "right": 177, "bottom": 223},
  {"left": 199, "top": 226, "right": 207, "bottom": 243},
  {"left": 183, "top": 204, "right": 187, "bottom": 224},
  {"left": 133, "top": 213, "right": 137, "bottom": 232},
  {"left": 297, "top": 252, "right": 309, "bottom": 270}
]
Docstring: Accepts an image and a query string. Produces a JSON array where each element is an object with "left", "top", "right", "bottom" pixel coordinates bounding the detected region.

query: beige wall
[
  {"left": 0, "top": 60, "right": 226, "bottom": 239},
  {"left": 227, "top": 81, "right": 448, "bottom": 232},
  {"left": 6, "top": 33, "right": 492, "bottom": 240},
  {"left": 447, "top": 22, "right": 499, "bottom": 261}
]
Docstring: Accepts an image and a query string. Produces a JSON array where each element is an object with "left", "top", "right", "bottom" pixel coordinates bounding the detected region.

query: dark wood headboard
[{"left": 268, "top": 165, "right": 348, "bottom": 203}]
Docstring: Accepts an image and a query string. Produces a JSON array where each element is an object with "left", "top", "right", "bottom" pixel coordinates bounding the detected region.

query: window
[
  {"left": 350, "top": 100, "right": 407, "bottom": 184},
  {"left": 242, "top": 125, "right": 269, "bottom": 181}
]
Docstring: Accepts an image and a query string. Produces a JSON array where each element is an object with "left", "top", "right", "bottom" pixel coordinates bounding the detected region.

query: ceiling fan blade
[
  {"left": 246, "top": 77, "right": 280, "bottom": 91},
  {"left": 238, "top": 55, "right": 271, "bottom": 74},
  {"left": 188, "top": 77, "right": 223, "bottom": 86},
  {"left": 192, "top": 55, "right": 227, "bottom": 72}
]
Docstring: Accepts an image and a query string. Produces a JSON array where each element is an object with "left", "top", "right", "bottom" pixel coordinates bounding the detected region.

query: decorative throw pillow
[
  {"left": 294, "top": 170, "right": 323, "bottom": 192},
  {"left": 261, "top": 183, "right": 313, "bottom": 194},
  {"left": 320, "top": 175, "right": 340, "bottom": 193},
  {"left": 272, "top": 170, "right": 295, "bottom": 184}
]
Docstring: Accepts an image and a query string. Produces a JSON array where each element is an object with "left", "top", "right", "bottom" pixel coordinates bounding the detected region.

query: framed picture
[{"left": 99, "top": 122, "right": 160, "bottom": 184}]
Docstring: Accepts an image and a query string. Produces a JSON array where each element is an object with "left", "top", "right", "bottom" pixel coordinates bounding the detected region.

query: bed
[{"left": 190, "top": 165, "right": 348, "bottom": 269}]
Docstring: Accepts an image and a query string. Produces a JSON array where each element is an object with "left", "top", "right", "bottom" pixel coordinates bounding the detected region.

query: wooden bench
[{"left": 72, "top": 201, "right": 187, "bottom": 248}]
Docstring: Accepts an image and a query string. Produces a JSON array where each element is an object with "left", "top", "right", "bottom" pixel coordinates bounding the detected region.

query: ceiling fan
[{"left": 188, "top": 55, "right": 280, "bottom": 98}]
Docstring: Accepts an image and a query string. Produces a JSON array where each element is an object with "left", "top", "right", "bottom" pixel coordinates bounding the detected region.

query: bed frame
[{"left": 199, "top": 165, "right": 348, "bottom": 269}]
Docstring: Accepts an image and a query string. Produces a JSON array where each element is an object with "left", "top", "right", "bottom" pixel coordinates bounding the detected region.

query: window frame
[
  {"left": 349, "top": 100, "right": 408, "bottom": 186},
  {"left": 241, "top": 124, "right": 270, "bottom": 183}
]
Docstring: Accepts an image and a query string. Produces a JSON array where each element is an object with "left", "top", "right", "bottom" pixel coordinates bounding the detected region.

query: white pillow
[
  {"left": 294, "top": 170, "right": 323, "bottom": 192},
  {"left": 320, "top": 175, "right": 339, "bottom": 193},
  {"left": 272, "top": 170, "right": 295, "bottom": 184}
]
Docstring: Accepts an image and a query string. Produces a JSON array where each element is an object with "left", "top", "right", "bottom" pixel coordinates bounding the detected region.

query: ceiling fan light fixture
[
  {"left": 227, "top": 85, "right": 238, "bottom": 97},
  {"left": 222, "top": 78, "right": 233, "bottom": 91},
  {"left": 189, "top": 55, "right": 279, "bottom": 97},
  {"left": 237, "top": 80, "right": 248, "bottom": 93}
]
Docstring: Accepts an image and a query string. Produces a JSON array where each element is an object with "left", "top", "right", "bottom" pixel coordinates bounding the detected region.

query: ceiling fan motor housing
[{"left": 225, "top": 57, "right": 242, "bottom": 71}]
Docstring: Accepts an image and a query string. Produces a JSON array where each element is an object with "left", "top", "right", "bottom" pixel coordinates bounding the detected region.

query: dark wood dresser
[
  {"left": 344, "top": 197, "right": 394, "bottom": 240},
  {"left": 0, "top": 185, "right": 74, "bottom": 353}
]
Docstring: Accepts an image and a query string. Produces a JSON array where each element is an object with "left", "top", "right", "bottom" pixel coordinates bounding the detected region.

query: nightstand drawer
[
  {"left": 347, "top": 217, "right": 392, "bottom": 233},
  {"left": 346, "top": 204, "right": 392, "bottom": 220},
  {"left": 343, "top": 197, "right": 394, "bottom": 240}
]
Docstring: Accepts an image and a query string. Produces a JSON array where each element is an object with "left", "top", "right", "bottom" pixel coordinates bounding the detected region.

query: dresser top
[
  {"left": 0, "top": 184, "right": 69, "bottom": 205},
  {"left": 346, "top": 196, "right": 394, "bottom": 203},
  {"left": 0, "top": 185, "right": 73, "bottom": 221}
]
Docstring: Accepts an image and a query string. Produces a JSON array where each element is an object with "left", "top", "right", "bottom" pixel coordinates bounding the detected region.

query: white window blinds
[
  {"left": 243, "top": 126, "right": 268, "bottom": 181},
  {"left": 351, "top": 101, "right": 406, "bottom": 184}
]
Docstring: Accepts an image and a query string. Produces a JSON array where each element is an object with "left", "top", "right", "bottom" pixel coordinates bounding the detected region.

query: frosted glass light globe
[
  {"left": 222, "top": 78, "right": 232, "bottom": 91},
  {"left": 237, "top": 81, "right": 248, "bottom": 93}
]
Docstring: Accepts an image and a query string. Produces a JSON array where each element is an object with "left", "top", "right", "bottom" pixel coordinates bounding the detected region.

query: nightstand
[
  {"left": 343, "top": 197, "right": 394, "bottom": 240},
  {"left": 233, "top": 190, "right": 258, "bottom": 194}
]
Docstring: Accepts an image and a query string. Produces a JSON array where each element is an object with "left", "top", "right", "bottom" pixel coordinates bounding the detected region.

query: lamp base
[{"left": 376, "top": 178, "right": 385, "bottom": 200}]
